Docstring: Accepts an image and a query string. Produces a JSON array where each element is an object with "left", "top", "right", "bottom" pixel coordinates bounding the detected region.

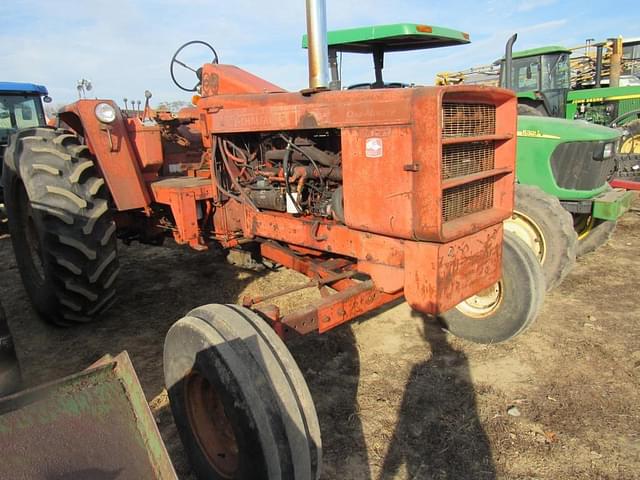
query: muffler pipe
[
  {"left": 305, "top": 0, "right": 330, "bottom": 90},
  {"left": 503, "top": 33, "right": 518, "bottom": 90}
]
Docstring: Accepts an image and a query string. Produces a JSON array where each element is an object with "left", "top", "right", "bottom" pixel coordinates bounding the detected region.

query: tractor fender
[{"left": 58, "top": 100, "right": 150, "bottom": 211}]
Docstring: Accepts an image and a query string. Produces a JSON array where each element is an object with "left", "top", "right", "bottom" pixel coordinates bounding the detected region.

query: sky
[{"left": 3, "top": 0, "right": 639, "bottom": 107}]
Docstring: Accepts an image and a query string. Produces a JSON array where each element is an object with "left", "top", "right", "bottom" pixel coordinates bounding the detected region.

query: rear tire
[
  {"left": 164, "top": 304, "right": 322, "bottom": 480},
  {"left": 517, "top": 103, "right": 545, "bottom": 116},
  {"left": 439, "top": 231, "right": 545, "bottom": 344},
  {"left": 3, "top": 127, "right": 119, "bottom": 326},
  {"left": 504, "top": 184, "right": 577, "bottom": 290},
  {"left": 619, "top": 119, "right": 640, "bottom": 154}
]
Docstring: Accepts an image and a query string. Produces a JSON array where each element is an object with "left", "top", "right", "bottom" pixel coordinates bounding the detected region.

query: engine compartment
[{"left": 213, "top": 129, "right": 344, "bottom": 221}]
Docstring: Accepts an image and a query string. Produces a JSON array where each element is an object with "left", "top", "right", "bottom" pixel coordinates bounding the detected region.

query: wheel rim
[
  {"left": 455, "top": 281, "right": 503, "bottom": 318},
  {"left": 620, "top": 134, "right": 640, "bottom": 154},
  {"left": 184, "top": 370, "right": 239, "bottom": 478},
  {"left": 504, "top": 212, "right": 546, "bottom": 263},
  {"left": 17, "top": 184, "right": 45, "bottom": 282}
]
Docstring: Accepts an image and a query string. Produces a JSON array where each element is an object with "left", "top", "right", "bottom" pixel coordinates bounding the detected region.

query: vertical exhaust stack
[
  {"left": 305, "top": 0, "right": 330, "bottom": 91},
  {"left": 503, "top": 34, "right": 518, "bottom": 90}
]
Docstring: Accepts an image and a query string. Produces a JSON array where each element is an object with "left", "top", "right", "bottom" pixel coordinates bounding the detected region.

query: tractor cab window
[
  {"left": 541, "top": 53, "right": 570, "bottom": 90},
  {"left": 503, "top": 57, "right": 541, "bottom": 93},
  {"left": 0, "top": 95, "right": 45, "bottom": 143},
  {"left": 623, "top": 42, "right": 640, "bottom": 76}
]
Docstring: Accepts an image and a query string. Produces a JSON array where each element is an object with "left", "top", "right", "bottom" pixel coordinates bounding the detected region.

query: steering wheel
[{"left": 170, "top": 40, "right": 219, "bottom": 92}]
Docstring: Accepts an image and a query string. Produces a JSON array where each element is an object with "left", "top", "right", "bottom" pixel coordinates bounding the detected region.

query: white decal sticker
[{"left": 365, "top": 137, "right": 383, "bottom": 158}]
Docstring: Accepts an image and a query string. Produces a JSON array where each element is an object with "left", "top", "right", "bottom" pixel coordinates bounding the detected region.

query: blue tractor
[{"left": 0, "top": 82, "right": 50, "bottom": 201}]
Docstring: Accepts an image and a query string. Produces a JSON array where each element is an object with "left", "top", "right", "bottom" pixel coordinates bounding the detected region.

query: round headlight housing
[{"left": 95, "top": 102, "right": 116, "bottom": 123}]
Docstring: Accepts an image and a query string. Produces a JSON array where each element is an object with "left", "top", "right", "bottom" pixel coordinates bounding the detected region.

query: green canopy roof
[
  {"left": 511, "top": 45, "right": 571, "bottom": 59},
  {"left": 302, "top": 23, "right": 470, "bottom": 54}
]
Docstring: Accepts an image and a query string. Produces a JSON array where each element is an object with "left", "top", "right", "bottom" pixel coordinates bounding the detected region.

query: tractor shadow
[
  {"left": 289, "top": 325, "right": 370, "bottom": 480},
  {"left": 378, "top": 312, "right": 496, "bottom": 480}
]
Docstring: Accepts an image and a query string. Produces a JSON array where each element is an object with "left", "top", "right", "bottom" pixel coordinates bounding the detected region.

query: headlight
[
  {"left": 602, "top": 142, "right": 614, "bottom": 159},
  {"left": 95, "top": 103, "right": 116, "bottom": 123}
]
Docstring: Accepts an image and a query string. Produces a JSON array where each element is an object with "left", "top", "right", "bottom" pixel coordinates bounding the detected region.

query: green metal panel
[
  {"left": 567, "top": 85, "right": 640, "bottom": 103},
  {"left": 302, "top": 23, "right": 470, "bottom": 53},
  {"left": 510, "top": 45, "right": 571, "bottom": 60},
  {"left": 516, "top": 116, "right": 619, "bottom": 200},
  {"left": 0, "top": 352, "right": 177, "bottom": 479},
  {"left": 516, "top": 90, "right": 540, "bottom": 101},
  {"left": 592, "top": 189, "right": 636, "bottom": 220}
]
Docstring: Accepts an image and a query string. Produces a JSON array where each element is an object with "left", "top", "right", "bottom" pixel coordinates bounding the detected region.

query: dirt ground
[{"left": 1, "top": 201, "right": 639, "bottom": 479}]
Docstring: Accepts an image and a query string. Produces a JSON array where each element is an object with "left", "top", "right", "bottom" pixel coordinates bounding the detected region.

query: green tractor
[
  {"left": 303, "top": 25, "right": 635, "bottom": 289},
  {"left": 0, "top": 82, "right": 51, "bottom": 203},
  {"left": 498, "top": 42, "right": 640, "bottom": 126}
]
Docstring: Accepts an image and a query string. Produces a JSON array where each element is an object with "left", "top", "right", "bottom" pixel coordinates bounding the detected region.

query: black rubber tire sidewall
[
  {"left": 517, "top": 103, "right": 545, "bottom": 116},
  {"left": 164, "top": 304, "right": 321, "bottom": 480},
  {"left": 576, "top": 219, "right": 617, "bottom": 256},
  {"left": 164, "top": 316, "right": 273, "bottom": 480},
  {"left": 4, "top": 173, "right": 60, "bottom": 317},
  {"left": 510, "top": 184, "right": 577, "bottom": 290},
  {"left": 439, "top": 232, "right": 545, "bottom": 344}
]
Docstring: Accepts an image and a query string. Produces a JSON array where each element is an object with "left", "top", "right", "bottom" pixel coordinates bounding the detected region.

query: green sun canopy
[{"left": 302, "top": 23, "right": 470, "bottom": 53}]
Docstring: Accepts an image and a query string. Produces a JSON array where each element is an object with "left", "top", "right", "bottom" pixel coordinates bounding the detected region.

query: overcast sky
[{"left": 3, "top": 0, "right": 639, "bottom": 107}]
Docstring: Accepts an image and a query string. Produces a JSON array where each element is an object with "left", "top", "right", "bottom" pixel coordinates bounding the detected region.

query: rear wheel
[
  {"left": 3, "top": 128, "right": 119, "bottom": 326},
  {"left": 517, "top": 103, "right": 545, "bottom": 116},
  {"left": 504, "top": 184, "right": 577, "bottom": 290},
  {"left": 439, "top": 231, "right": 545, "bottom": 344},
  {"left": 164, "top": 304, "right": 321, "bottom": 480},
  {"left": 619, "top": 119, "right": 640, "bottom": 154}
]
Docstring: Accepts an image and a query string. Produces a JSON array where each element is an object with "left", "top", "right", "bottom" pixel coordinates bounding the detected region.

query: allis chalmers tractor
[{"left": 2, "top": 2, "right": 545, "bottom": 478}]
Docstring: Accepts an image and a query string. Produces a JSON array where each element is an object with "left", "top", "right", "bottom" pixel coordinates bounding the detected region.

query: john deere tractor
[{"left": 305, "top": 25, "right": 635, "bottom": 289}]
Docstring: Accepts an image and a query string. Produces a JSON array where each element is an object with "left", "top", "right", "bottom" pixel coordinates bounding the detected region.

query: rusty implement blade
[{"left": 0, "top": 351, "right": 177, "bottom": 480}]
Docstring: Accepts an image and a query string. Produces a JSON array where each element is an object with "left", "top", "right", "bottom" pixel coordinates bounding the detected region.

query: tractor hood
[{"left": 517, "top": 115, "right": 620, "bottom": 143}]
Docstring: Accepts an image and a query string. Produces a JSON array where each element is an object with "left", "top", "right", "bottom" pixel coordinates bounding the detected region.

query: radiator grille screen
[
  {"left": 442, "top": 141, "right": 495, "bottom": 180},
  {"left": 442, "top": 103, "right": 496, "bottom": 138},
  {"left": 442, "top": 178, "right": 495, "bottom": 222}
]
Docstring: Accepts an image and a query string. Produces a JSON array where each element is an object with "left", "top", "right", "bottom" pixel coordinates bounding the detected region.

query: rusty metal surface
[
  {"left": 0, "top": 352, "right": 177, "bottom": 480},
  {"left": 404, "top": 223, "right": 503, "bottom": 314},
  {"left": 200, "top": 84, "right": 516, "bottom": 243},
  {"left": 60, "top": 100, "right": 151, "bottom": 211}
]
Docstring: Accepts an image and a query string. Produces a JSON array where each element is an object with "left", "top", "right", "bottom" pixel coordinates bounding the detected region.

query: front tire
[
  {"left": 575, "top": 216, "right": 617, "bottom": 256},
  {"left": 164, "top": 304, "right": 322, "bottom": 480},
  {"left": 3, "top": 128, "right": 119, "bottom": 325},
  {"left": 504, "top": 184, "right": 577, "bottom": 290},
  {"left": 439, "top": 231, "right": 545, "bottom": 344}
]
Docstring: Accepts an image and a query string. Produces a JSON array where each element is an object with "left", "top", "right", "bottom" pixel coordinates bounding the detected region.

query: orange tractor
[{"left": 2, "top": 2, "right": 544, "bottom": 478}]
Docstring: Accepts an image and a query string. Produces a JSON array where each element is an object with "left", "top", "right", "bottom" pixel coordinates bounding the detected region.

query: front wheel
[
  {"left": 164, "top": 304, "right": 322, "bottom": 480},
  {"left": 504, "top": 184, "right": 577, "bottom": 290},
  {"left": 439, "top": 231, "right": 545, "bottom": 344},
  {"left": 574, "top": 215, "right": 617, "bottom": 257}
]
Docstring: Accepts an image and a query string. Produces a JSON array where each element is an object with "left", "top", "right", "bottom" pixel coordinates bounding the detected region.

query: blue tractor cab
[{"left": 0, "top": 82, "right": 50, "bottom": 201}]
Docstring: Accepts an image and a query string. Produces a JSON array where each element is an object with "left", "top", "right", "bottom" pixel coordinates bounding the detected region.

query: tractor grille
[
  {"left": 442, "top": 142, "right": 495, "bottom": 180},
  {"left": 442, "top": 103, "right": 496, "bottom": 138},
  {"left": 442, "top": 178, "right": 494, "bottom": 222},
  {"left": 550, "top": 141, "right": 615, "bottom": 190}
]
